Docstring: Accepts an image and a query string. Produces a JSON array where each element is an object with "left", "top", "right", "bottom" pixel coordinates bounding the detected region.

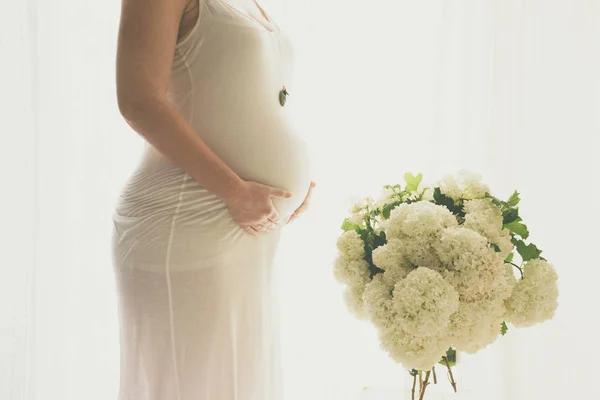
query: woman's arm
[
  {"left": 116, "top": 0, "right": 243, "bottom": 202},
  {"left": 116, "top": 0, "right": 292, "bottom": 235}
]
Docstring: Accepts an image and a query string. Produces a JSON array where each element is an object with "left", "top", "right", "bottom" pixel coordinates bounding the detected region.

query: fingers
[
  {"left": 287, "top": 206, "right": 307, "bottom": 225},
  {"left": 287, "top": 213, "right": 297, "bottom": 224},
  {"left": 295, "top": 204, "right": 308, "bottom": 214},
  {"left": 243, "top": 218, "right": 278, "bottom": 236},
  {"left": 243, "top": 225, "right": 259, "bottom": 236},
  {"left": 267, "top": 209, "right": 280, "bottom": 226},
  {"left": 255, "top": 223, "right": 274, "bottom": 233},
  {"left": 269, "top": 186, "right": 293, "bottom": 199}
]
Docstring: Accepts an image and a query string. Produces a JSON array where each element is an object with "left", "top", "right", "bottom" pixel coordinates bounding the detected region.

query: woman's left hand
[{"left": 287, "top": 181, "right": 316, "bottom": 224}]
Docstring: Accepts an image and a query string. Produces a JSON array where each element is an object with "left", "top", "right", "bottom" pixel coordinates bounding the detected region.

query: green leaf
[
  {"left": 514, "top": 239, "right": 543, "bottom": 262},
  {"left": 373, "top": 230, "right": 387, "bottom": 248},
  {"left": 433, "top": 188, "right": 465, "bottom": 219},
  {"left": 409, "top": 369, "right": 419, "bottom": 377},
  {"left": 382, "top": 201, "right": 403, "bottom": 219},
  {"left": 359, "top": 228, "right": 385, "bottom": 278},
  {"left": 504, "top": 220, "right": 530, "bottom": 239},
  {"left": 507, "top": 191, "right": 521, "bottom": 207},
  {"left": 504, "top": 252, "right": 514, "bottom": 263},
  {"left": 490, "top": 243, "right": 501, "bottom": 252},
  {"left": 438, "top": 348, "right": 456, "bottom": 367},
  {"left": 486, "top": 192, "right": 503, "bottom": 206},
  {"left": 500, "top": 321, "right": 508, "bottom": 336},
  {"left": 502, "top": 208, "right": 520, "bottom": 224},
  {"left": 404, "top": 173, "right": 423, "bottom": 192},
  {"left": 341, "top": 218, "right": 360, "bottom": 232}
]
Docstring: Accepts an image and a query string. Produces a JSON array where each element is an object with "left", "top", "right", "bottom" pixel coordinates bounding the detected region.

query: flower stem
[
  {"left": 443, "top": 356, "right": 457, "bottom": 393},
  {"left": 509, "top": 262, "right": 524, "bottom": 279},
  {"left": 432, "top": 366, "right": 437, "bottom": 384},
  {"left": 418, "top": 371, "right": 431, "bottom": 400},
  {"left": 411, "top": 373, "right": 417, "bottom": 400}
]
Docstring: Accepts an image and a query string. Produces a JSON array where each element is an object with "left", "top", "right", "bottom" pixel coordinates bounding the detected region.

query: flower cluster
[
  {"left": 505, "top": 259, "right": 559, "bottom": 327},
  {"left": 439, "top": 170, "right": 490, "bottom": 201},
  {"left": 334, "top": 230, "right": 371, "bottom": 318},
  {"left": 334, "top": 172, "right": 559, "bottom": 372}
]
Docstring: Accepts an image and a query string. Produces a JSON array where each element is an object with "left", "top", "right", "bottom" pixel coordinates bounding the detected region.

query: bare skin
[
  {"left": 287, "top": 181, "right": 316, "bottom": 224},
  {"left": 116, "top": 0, "right": 297, "bottom": 236}
]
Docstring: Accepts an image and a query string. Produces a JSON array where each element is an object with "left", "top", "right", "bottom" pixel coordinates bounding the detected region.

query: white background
[{"left": 1, "top": 1, "right": 599, "bottom": 399}]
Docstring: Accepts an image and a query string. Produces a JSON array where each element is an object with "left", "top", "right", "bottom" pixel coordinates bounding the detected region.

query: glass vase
[{"left": 401, "top": 352, "right": 473, "bottom": 400}]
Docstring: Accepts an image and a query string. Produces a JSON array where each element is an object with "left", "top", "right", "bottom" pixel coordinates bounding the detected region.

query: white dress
[{"left": 110, "top": 1, "right": 312, "bottom": 399}]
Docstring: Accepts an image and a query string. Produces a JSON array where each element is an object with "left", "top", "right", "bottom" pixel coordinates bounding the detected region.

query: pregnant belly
[
  {"left": 190, "top": 111, "right": 312, "bottom": 221},
  {"left": 131, "top": 117, "right": 311, "bottom": 224}
]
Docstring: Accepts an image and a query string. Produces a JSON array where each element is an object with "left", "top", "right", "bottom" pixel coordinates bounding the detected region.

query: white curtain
[{"left": 2, "top": 1, "right": 599, "bottom": 399}]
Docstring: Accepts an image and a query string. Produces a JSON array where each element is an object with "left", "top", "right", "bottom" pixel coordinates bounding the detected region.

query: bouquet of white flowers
[{"left": 334, "top": 171, "right": 559, "bottom": 400}]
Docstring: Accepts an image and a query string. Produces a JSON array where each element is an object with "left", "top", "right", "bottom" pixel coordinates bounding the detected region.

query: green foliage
[
  {"left": 409, "top": 369, "right": 419, "bottom": 377},
  {"left": 404, "top": 172, "right": 423, "bottom": 192},
  {"left": 486, "top": 191, "right": 542, "bottom": 264},
  {"left": 382, "top": 201, "right": 403, "bottom": 219},
  {"left": 359, "top": 228, "right": 386, "bottom": 278},
  {"left": 507, "top": 191, "right": 521, "bottom": 207},
  {"left": 502, "top": 208, "right": 520, "bottom": 224},
  {"left": 504, "top": 218, "right": 530, "bottom": 240},
  {"left": 341, "top": 218, "right": 360, "bottom": 232},
  {"left": 485, "top": 192, "right": 520, "bottom": 224},
  {"left": 438, "top": 348, "right": 456, "bottom": 367},
  {"left": 512, "top": 238, "right": 543, "bottom": 262},
  {"left": 384, "top": 184, "right": 402, "bottom": 192},
  {"left": 433, "top": 187, "right": 465, "bottom": 219},
  {"left": 504, "top": 252, "right": 514, "bottom": 263},
  {"left": 500, "top": 321, "right": 508, "bottom": 336},
  {"left": 490, "top": 243, "right": 501, "bottom": 252}
]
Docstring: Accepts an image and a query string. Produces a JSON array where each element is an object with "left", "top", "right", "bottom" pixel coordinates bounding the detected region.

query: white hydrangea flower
[
  {"left": 382, "top": 265, "right": 416, "bottom": 290},
  {"left": 362, "top": 273, "right": 396, "bottom": 329},
  {"left": 385, "top": 202, "right": 458, "bottom": 240},
  {"left": 458, "top": 170, "right": 490, "bottom": 199},
  {"left": 371, "top": 240, "right": 416, "bottom": 292},
  {"left": 336, "top": 230, "right": 366, "bottom": 262},
  {"left": 372, "top": 239, "right": 411, "bottom": 271},
  {"left": 505, "top": 259, "right": 559, "bottom": 327},
  {"left": 378, "top": 322, "right": 450, "bottom": 371},
  {"left": 343, "top": 283, "right": 369, "bottom": 319},
  {"left": 436, "top": 227, "right": 510, "bottom": 301},
  {"left": 395, "top": 236, "right": 443, "bottom": 270},
  {"left": 392, "top": 268, "right": 459, "bottom": 337},
  {"left": 463, "top": 198, "right": 514, "bottom": 259},
  {"left": 438, "top": 175, "right": 462, "bottom": 201},
  {"left": 434, "top": 226, "right": 490, "bottom": 264},
  {"left": 382, "top": 202, "right": 457, "bottom": 271},
  {"left": 447, "top": 295, "right": 506, "bottom": 353},
  {"left": 438, "top": 170, "right": 490, "bottom": 201},
  {"left": 505, "top": 264, "right": 518, "bottom": 288},
  {"left": 333, "top": 256, "right": 370, "bottom": 286}
]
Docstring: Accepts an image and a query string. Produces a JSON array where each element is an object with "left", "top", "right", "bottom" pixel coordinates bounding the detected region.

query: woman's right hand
[{"left": 225, "top": 180, "right": 293, "bottom": 236}]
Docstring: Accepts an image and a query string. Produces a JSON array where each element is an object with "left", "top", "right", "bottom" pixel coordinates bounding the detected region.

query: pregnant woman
[{"left": 111, "top": 0, "right": 315, "bottom": 399}]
